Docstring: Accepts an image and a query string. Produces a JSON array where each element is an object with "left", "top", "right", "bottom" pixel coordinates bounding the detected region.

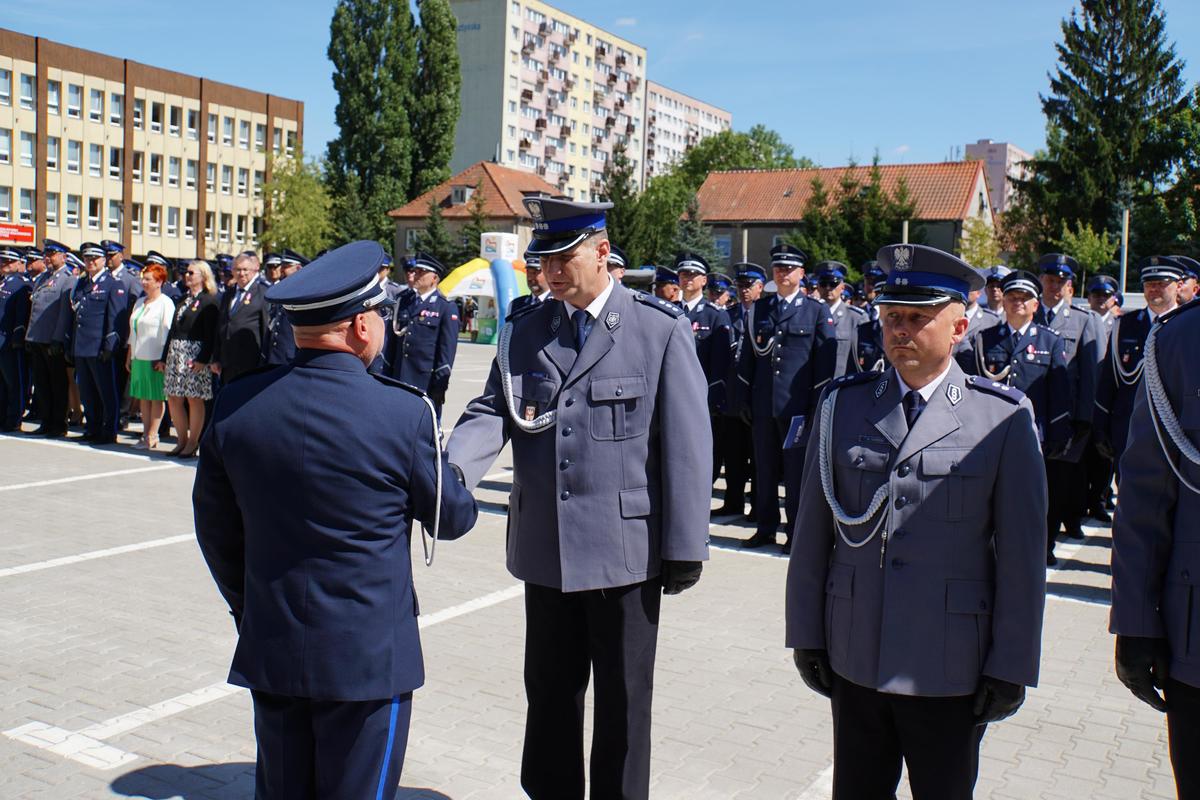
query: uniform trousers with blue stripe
[
  {"left": 250, "top": 690, "right": 412, "bottom": 800},
  {"left": 75, "top": 356, "right": 119, "bottom": 439},
  {"left": 0, "top": 348, "right": 26, "bottom": 429}
]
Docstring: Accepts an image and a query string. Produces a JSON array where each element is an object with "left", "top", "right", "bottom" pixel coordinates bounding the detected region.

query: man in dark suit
[
  {"left": 194, "top": 241, "right": 478, "bottom": 799},
  {"left": 212, "top": 251, "right": 271, "bottom": 384}
]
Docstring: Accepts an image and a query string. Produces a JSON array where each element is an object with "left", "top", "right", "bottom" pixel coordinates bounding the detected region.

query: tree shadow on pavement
[{"left": 111, "top": 762, "right": 453, "bottom": 800}]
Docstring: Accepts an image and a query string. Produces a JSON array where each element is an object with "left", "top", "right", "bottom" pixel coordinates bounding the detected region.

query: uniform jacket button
[
  {"left": 560, "top": 490, "right": 571, "bottom": 500},
  {"left": 562, "top": 426, "right": 572, "bottom": 436},
  {"left": 560, "top": 459, "right": 571, "bottom": 470},
  {"left": 565, "top": 397, "right": 575, "bottom": 407},
  {"left": 615, "top": 387, "right": 623, "bottom": 397},
  {"left": 897, "top": 464, "right": 911, "bottom": 477},
  {"left": 894, "top": 497, "right": 908, "bottom": 509}
]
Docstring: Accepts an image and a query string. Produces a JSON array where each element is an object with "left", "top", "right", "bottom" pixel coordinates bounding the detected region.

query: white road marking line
[
  {"left": 0, "top": 534, "right": 194, "bottom": 579},
  {"left": 0, "top": 464, "right": 179, "bottom": 492},
  {"left": 796, "top": 762, "right": 834, "bottom": 799},
  {"left": 1, "top": 433, "right": 169, "bottom": 462},
  {"left": 481, "top": 468, "right": 514, "bottom": 482},
  {"left": 3, "top": 583, "right": 525, "bottom": 770}
]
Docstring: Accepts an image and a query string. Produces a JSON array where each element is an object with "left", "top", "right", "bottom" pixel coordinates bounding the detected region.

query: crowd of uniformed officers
[{"left": 5, "top": 212, "right": 1200, "bottom": 799}]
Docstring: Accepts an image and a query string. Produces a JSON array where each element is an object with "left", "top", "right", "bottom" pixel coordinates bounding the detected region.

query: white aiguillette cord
[
  {"left": 418, "top": 393, "right": 443, "bottom": 566},
  {"left": 1143, "top": 321, "right": 1200, "bottom": 495}
]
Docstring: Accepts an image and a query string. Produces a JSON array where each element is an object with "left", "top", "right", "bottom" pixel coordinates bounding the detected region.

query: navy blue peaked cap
[
  {"left": 735, "top": 262, "right": 766, "bottom": 283},
  {"left": 654, "top": 266, "right": 679, "bottom": 286},
  {"left": 673, "top": 252, "right": 709, "bottom": 274},
  {"left": 875, "top": 244, "right": 984, "bottom": 306},
  {"left": 265, "top": 241, "right": 391, "bottom": 326},
  {"left": 770, "top": 244, "right": 808, "bottom": 269},
  {"left": 1037, "top": 253, "right": 1078, "bottom": 279},
  {"left": 524, "top": 197, "right": 613, "bottom": 255},
  {"left": 1138, "top": 255, "right": 1185, "bottom": 282}
]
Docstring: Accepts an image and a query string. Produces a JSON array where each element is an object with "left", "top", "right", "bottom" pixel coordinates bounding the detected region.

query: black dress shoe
[
  {"left": 27, "top": 426, "right": 49, "bottom": 436},
  {"left": 1047, "top": 553, "right": 1058, "bottom": 567},
  {"left": 781, "top": 538, "right": 792, "bottom": 555},
  {"left": 742, "top": 532, "right": 775, "bottom": 549},
  {"left": 710, "top": 505, "right": 743, "bottom": 518},
  {"left": 1065, "top": 525, "right": 1085, "bottom": 540},
  {"left": 42, "top": 428, "right": 67, "bottom": 439},
  {"left": 1089, "top": 508, "right": 1112, "bottom": 523}
]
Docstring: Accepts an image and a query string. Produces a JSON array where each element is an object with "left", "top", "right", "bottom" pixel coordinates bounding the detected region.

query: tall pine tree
[
  {"left": 326, "top": 0, "right": 418, "bottom": 244},
  {"left": 411, "top": 0, "right": 462, "bottom": 199},
  {"left": 600, "top": 142, "right": 639, "bottom": 250},
  {"left": 1012, "top": 0, "right": 1190, "bottom": 254}
]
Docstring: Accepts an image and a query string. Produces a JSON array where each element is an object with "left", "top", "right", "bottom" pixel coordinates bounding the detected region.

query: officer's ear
[{"left": 593, "top": 238, "right": 611, "bottom": 270}]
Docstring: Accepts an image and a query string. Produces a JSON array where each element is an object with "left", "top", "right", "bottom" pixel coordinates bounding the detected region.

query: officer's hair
[
  {"left": 233, "top": 252, "right": 260, "bottom": 271},
  {"left": 187, "top": 260, "right": 218, "bottom": 294}
]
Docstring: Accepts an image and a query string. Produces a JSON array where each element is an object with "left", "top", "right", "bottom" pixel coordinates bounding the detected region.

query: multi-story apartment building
[
  {"left": 963, "top": 138, "right": 1031, "bottom": 214},
  {"left": 643, "top": 81, "right": 731, "bottom": 181},
  {"left": 0, "top": 28, "right": 302, "bottom": 259},
  {"left": 449, "top": 0, "right": 648, "bottom": 202}
]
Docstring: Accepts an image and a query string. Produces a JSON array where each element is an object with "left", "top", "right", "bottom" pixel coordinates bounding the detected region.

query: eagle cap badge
[{"left": 893, "top": 246, "right": 912, "bottom": 271}]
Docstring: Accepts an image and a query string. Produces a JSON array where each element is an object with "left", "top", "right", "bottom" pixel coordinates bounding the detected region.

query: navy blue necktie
[
  {"left": 904, "top": 390, "right": 926, "bottom": 429},
  {"left": 573, "top": 310, "right": 591, "bottom": 352},
  {"left": 1044, "top": 307, "right": 1055, "bottom": 325}
]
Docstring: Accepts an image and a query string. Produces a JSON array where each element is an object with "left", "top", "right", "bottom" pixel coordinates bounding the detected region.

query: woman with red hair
[{"left": 126, "top": 262, "right": 175, "bottom": 449}]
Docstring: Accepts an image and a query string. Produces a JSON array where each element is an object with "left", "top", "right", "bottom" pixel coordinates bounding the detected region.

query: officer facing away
[
  {"left": 193, "top": 241, "right": 478, "bottom": 799},
  {"left": 787, "top": 244, "right": 1047, "bottom": 800}
]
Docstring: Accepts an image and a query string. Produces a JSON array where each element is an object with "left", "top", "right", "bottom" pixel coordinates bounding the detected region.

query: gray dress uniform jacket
[
  {"left": 447, "top": 283, "right": 712, "bottom": 592},
  {"left": 26, "top": 266, "right": 76, "bottom": 345},
  {"left": 786, "top": 363, "right": 1047, "bottom": 696},
  {"left": 1111, "top": 300, "right": 1200, "bottom": 688},
  {"left": 828, "top": 300, "right": 867, "bottom": 378},
  {"left": 952, "top": 304, "right": 1001, "bottom": 372}
]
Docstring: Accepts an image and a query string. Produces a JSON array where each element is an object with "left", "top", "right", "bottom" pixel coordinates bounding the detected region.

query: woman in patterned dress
[{"left": 158, "top": 260, "right": 219, "bottom": 457}]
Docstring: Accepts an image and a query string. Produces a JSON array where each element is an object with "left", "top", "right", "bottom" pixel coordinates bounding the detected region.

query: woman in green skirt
[{"left": 126, "top": 262, "right": 176, "bottom": 449}]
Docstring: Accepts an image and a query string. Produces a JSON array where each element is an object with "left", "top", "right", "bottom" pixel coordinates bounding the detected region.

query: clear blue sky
[{"left": 5, "top": 0, "right": 1200, "bottom": 167}]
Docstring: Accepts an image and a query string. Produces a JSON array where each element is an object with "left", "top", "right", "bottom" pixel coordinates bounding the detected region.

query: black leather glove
[
  {"left": 431, "top": 391, "right": 446, "bottom": 407},
  {"left": 1115, "top": 635, "right": 1170, "bottom": 711},
  {"left": 661, "top": 560, "right": 702, "bottom": 595},
  {"left": 448, "top": 462, "right": 467, "bottom": 488},
  {"left": 793, "top": 648, "right": 833, "bottom": 698},
  {"left": 99, "top": 350, "right": 113, "bottom": 364},
  {"left": 972, "top": 676, "right": 1025, "bottom": 724}
]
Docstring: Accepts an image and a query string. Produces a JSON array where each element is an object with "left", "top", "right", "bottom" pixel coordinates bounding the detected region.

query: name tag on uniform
[{"left": 785, "top": 415, "right": 806, "bottom": 449}]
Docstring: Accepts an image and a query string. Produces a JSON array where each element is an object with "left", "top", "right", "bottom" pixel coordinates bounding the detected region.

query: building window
[
  {"left": 66, "top": 195, "right": 80, "bottom": 227},
  {"left": 20, "top": 74, "right": 35, "bottom": 110},
  {"left": 150, "top": 102, "right": 163, "bottom": 133},
  {"left": 168, "top": 156, "right": 180, "bottom": 187},
  {"left": 254, "top": 170, "right": 264, "bottom": 198},
  {"left": 19, "top": 132, "right": 33, "bottom": 167},
  {"left": 107, "top": 200, "right": 122, "bottom": 233},
  {"left": 205, "top": 211, "right": 215, "bottom": 241},
  {"left": 87, "top": 197, "right": 101, "bottom": 230},
  {"left": 273, "top": 127, "right": 282, "bottom": 152},
  {"left": 89, "top": 89, "right": 103, "bottom": 122},
  {"left": 110, "top": 93, "right": 123, "bottom": 125},
  {"left": 286, "top": 130, "right": 296, "bottom": 156},
  {"left": 134, "top": 98, "right": 144, "bottom": 129},
  {"left": 169, "top": 105, "right": 181, "bottom": 136},
  {"left": 167, "top": 206, "right": 179, "bottom": 237},
  {"left": 47, "top": 81, "right": 60, "bottom": 115},
  {"left": 236, "top": 214, "right": 246, "bottom": 241},
  {"left": 0, "top": 187, "right": 9, "bottom": 220},
  {"left": 405, "top": 228, "right": 421, "bottom": 250},
  {"left": 255, "top": 123, "right": 266, "bottom": 151},
  {"left": 221, "top": 165, "right": 232, "bottom": 194},
  {"left": 108, "top": 146, "right": 123, "bottom": 179},
  {"left": 46, "top": 136, "right": 59, "bottom": 170},
  {"left": 237, "top": 168, "right": 248, "bottom": 196},
  {"left": 207, "top": 113, "right": 217, "bottom": 143},
  {"left": 223, "top": 116, "right": 233, "bottom": 146},
  {"left": 220, "top": 213, "right": 231, "bottom": 242},
  {"left": 0, "top": 70, "right": 10, "bottom": 105},
  {"left": 14, "top": 189, "right": 31, "bottom": 222},
  {"left": 149, "top": 153, "right": 162, "bottom": 185},
  {"left": 67, "top": 140, "right": 81, "bottom": 173},
  {"left": 239, "top": 120, "right": 250, "bottom": 149},
  {"left": 186, "top": 159, "right": 198, "bottom": 190},
  {"left": 132, "top": 151, "right": 144, "bottom": 182},
  {"left": 206, "top": 162, "right": 216, "bottom": 192},
  {"left": 185, "top": 208, "right": 196, "bottom": 239},
  {"left": 88, "top": 144, "right": 102, "bottom": 177},
  {"left": 0, "top": 129, "right": 10, "bottom": 164},
  {"left": 148, "top": 204, "right": 161, "bottom": 236},
  {"left": 67, "top": 84, "right": 82, "bottom": 118},
  {"left": 46, "top": 193, "right": 59, "bottom": 226},
  {"left": 131, "top": 203, "right": 141, "bottom": 234},
  {"left": 187, "top": 109, "right": 199, "bottom": 140}
]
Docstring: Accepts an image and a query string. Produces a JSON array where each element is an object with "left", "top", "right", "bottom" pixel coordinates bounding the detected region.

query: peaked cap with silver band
[
  {"left": 280, "top": 249, "right": 309, "bottom": 268},
  {"left": 524, "top": 197, "right": 613, "bottom": 256},
  {"left": 607, "top": 244, "right": 627, "bottom": 269},
  {"left": 407, "top": 251, "right": 447, "bottom": 278},
  {"left": 983, "top": 264, "right": 1012, "bottom": 283},
  {"left": 263, "top": 253, "right": 283, "bottom": 268},
  {"left": 144, "top": 250, "right": 171, "bottom": 268},
  {"left": 673, "top": 251, "right": 709, "bottom": 274},
  {"left": 874, "top": 243, "right": 983, "bottom": 306},
  {"left": 1170, "top": 255, "right": 1199, "bottom": 280},
  {"left": 265, "top": 240, "right": 390, "bottom": 326},
  {"left": 79, "top": 242, "right": 105, "bottom": 259},
  {"left": 770, "top": 243, "right": 808, "bottom": 269},
  {"left": 524, "top": 251, "right": 542, "bottom": 269},
  {"left": 0, "top": 246, "right": 23, "bottom": 262},
  {"left": 1002, "top": 270, "right": 1041, "bottom": 297},
  {"left": 1138, "top": 255, "right": 1185, "bottom": 282}
]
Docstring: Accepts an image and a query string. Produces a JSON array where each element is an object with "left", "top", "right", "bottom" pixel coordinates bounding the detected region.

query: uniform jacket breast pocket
[
  {"left": 512, "top": 373, "right": 557, "bottom": 421},
  {"left": 590, "top": 376, "right": 649, "bottom": 441},
  {"left": 921, "top": 449, "right": 986, "bottom": 520},
  {"left": 834, "top": 443, "right": 890, "bottom": 511}
]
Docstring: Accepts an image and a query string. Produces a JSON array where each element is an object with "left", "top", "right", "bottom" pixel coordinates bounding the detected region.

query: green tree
[
  {"left": 326, "top": 0, "right": 418, "bottom": 244},
  {"left": 600, "top": 142, "right": 639, "bottom": 249},
  {"left": 1131, "top": 86, "right": 1200, "bottom": 257},
  {"left": 1013, "top": 0, "right": 1191, "bottom": 252},
  {"left": 670, "top": 125, "right": 814, "bottom": 193},
  {"left": 958, "top": 216, "right": 1001, "bottom": 268},
  {"left": 1054, "top": 220, "right": 1119, "bottom": 283},
  {"left": 410, "top": 0, "right": 461, "bottom": 198},
  {"left": 260, "top": 153, "right": 335, "bottom": 256},
  {"left": 624, "top": 175, "right": 690, "bottom": 267},
  {"left": 665, "top": 195, "right": 724, "bottom": 268},
  {"left": 414, "top": 197, "right": 456, "bottom": 265},
  {"left": 785, "top": 178, "right": 850, "bottom": 266},
  {"left": 450, "top": 182, "right": 490, "bottom": 266}
]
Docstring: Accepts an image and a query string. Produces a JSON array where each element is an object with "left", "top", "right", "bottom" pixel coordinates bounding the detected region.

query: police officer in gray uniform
[
  {"left": 812, "top": 261, "right": 866, "bottom": 377},
  {"left": 1110, "top": 297, "right": 1200, "bottom": 799},
  {"left": 446, "top": 198, "right": 710, "bottom": 800},
  {"left": 787, "top": 244, "right": 1047, "bottom": 800},
  {"left": 951, "top": 279, "right": 1001, "bottom": 372},
  {"left": 25, "top": 240, "right": 77, "bottom": 436}
]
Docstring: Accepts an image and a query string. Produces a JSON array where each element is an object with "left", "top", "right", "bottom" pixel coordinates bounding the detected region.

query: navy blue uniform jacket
[{"left": 193, "top": 349, "right": 479, "bottom": 701}]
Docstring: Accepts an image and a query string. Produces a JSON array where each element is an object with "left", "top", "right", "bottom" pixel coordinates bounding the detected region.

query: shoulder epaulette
[
  {"left": 1160, "top": 297, "right": 1200, "bottom": 324},
  {"left": 634, "top": 292, "right": 683, "bottom": 317},
  {"left": 831, "top": 370, "right": 880, "bottom": 389},
  {"left": 966, "top": 375, "right": 1025, "bottom": 404},
  {"left": 372, "top": 372, "right": 428, "bottom": 396},
  {"left": 845, "top": 304, "right": 867, "bottom": 318}
]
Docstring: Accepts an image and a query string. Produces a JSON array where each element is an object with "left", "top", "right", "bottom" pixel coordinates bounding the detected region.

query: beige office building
[
  {"left": 643, "top": 81, "right": 731, "bottom": 181},
  {"left": 0, "top": 28, "right": 302, "bottom": 259},
  {"left": 963, "top": 138, "right": 1030, "bottom": 214},
  {"left": 449, "top": 0, "right": 647, "bottom": 202}
]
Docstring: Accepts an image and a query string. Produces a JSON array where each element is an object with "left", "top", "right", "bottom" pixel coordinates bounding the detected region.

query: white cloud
[
  {"left": 615, "top": 17, "right": 637, "bottom": 27},
  {"left": 893, "top": 144, "right": 911, "bottom": 155}
]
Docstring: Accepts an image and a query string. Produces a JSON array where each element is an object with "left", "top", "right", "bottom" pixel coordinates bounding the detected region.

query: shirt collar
[
  {"left": 895, "top": 360, "right": 954, "bottom": 403},
  {"left": 565, "top": 276, "right": 616, "bottom": 320},
  {"left": 1050, "top": 298, "right": 1067, "bottom": 316},
  {"left": 536, "top": 289, "right": 552, "bottom": 302},
  {"left": 683, "top": 294, "right": 704, "bottom": 312},
  {"left": 420, "top": 288, "right": 438, "bottom": 302},
  {"left": 778, "top": 288, "right": 802, "bottom": 306},
  {"left": 827, "top": 299, "right": 843, "bottom": 315}
]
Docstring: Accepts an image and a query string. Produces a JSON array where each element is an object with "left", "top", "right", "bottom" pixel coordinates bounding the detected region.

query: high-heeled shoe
[
  {"left": 177, "top": 445, "right": 199, "bottom": 458},
  {"left": 168, "top": 442, "right": 188, "bottom": 456}
]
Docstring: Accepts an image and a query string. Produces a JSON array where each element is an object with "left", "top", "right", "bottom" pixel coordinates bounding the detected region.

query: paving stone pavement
[{"left": 0, "top": 342, "right": 1180, "bottom": 798}]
